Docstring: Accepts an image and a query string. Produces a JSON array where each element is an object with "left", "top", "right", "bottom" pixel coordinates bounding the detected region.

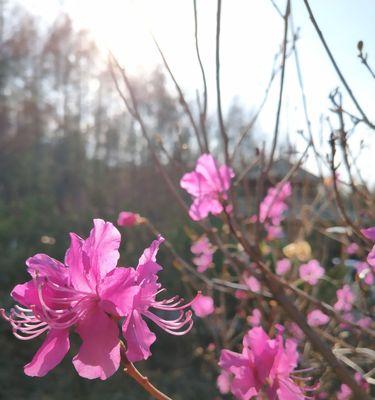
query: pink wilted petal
[
  {"left": 73, "top": 307, "right": 120, "bottom": 380},
  {"left": 24, "top": 329, "right": 70, "bottom": 377},
  {"left": 123, "top": 310, "right": 156, "bottom": 362},
  {"left": 276, "top": 258, "right": 291, "bottom": 275},
  {"left": 361, "top": 227, "right": 375, "bottom": 241},
  {"left": 307, "top": 309, "right": 330, "bottom": 327},
  {"left": 192, "top": 295, "right": 214, "bottom": 318},
  {"left": 82, "top": 219, "right": 121, "bottom": 285},
  {"left": 117, "top": 211, "right": 138, "bottom": 227}
]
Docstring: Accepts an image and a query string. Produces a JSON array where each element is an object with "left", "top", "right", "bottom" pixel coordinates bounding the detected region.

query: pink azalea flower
[
  {"left": 192, "top": 295, "right": 214, "bottom": 318},
  {"left": 180, "top": 153, "right": 234, "bottom": 221},
  {"left": 265, "top": 224, "right": 284, "bottom": 240},
  {"left": 345, "top": 242, "right": 359, "bottom": 255},
  {"left": 244, "top": 275, "right": 261, "bottom": 293},
  {"left": 307, "top": 309, "right": 329, "bottom": 327},
  {"left": 219, "top": 326, "right": 310, "bottom": 399},
  {"left": 259, "top": 181, "right": 292, "bottom": 225},
  {"left": 191, "top": 236, "right": 215, "bottom": 273},
  {"left": 334, "top": 285, "right": 355, "bottom": 312},
  {"left": 276, "top": 258, "right": 291, "bottom": 275},
  {"left": 299, "top": 259, "right": 324, "bottom": 285},
  {"left": 117, "top": 211, "right": 139, "bottom": 227},
  {"left": 1, "top": 220, "right": 196, "bottom": 379},
  {"left": 247, "top": 308, "right": 262, "bottom": 327}
]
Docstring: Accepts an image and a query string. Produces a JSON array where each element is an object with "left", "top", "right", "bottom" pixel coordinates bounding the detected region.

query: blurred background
[{"left": 0, "top": 0, "right": 373, "bottom": 399}]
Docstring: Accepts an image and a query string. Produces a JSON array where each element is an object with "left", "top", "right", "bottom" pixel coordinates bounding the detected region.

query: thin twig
[
  {"left": 267, "top": 0, "right": 290, "bottom": 172},
  {"left": 215, "top": 0, "right": 229, "bottom": 164},
  {"left": 193, "top": 0, "right": 209, "bottom": 152},
  {"left": 302, "top": 0, "right": 374, "bottom": 129}
]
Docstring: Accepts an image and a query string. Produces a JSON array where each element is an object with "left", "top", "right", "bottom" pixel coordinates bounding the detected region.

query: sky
[{"left": 17, "top": 0, "right": 375, "bottom": 183}]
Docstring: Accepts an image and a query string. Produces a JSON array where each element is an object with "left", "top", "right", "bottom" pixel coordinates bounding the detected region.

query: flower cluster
[
  {"left": 180, "top": 153, "right": 234, "bottom": 221},
  {"left": 1, "top": 219, "right": 196, "bottom": 379},
  {"left": 218, "top": 326, "right": 310, "bottom": 399},
  {"left": 256, "top": 181, "right": 292, "bottom": 240},
  {"left": 191, "top": 235, "right": 215, "bottom": 273}
]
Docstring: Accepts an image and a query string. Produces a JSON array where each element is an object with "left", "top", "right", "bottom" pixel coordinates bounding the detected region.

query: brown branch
[
  {"left": 121, "top": 345, "right": 172, "bottom": 400},
  {"left": 302, "top": 0, "right": 374, "bottom": 129}
]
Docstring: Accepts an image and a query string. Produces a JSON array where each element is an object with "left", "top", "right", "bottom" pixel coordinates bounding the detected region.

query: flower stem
[{"left": 121, "top": 344, "right": 172, "bottom": 400}]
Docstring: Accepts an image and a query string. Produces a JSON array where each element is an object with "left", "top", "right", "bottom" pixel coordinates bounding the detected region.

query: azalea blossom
[
  {"left": 259, "top": 181, "right": 292, "bottom": 225},
  {"left": 1, "top": 219, "right": 196, "bottom": 379},
  {"left": 334, "top": 285, "right": 355, "bottom": 312},
  {"left": 117, "top": 211, "right": 139, "bottom": 227},
  {"left": 307, "top": 309, "right": 329, "bottom": 327},
  {"left": 219, "top": 326, "right": 311, "bottom": 399},
  {"left": 299, "top": 260, "right": 324, "bottom": 285},
  {"left": 191, "top": 295, "right": 214, "bottom": 318},
  {"left": 191, "top": 236, "right": 215, "bottom": 273},
  {"left": 276, "top": 258, "right": 291, "bottom": 275},
  {"left": 180, "top": 153, "right": 234, "bottom": 221},
  {"left": 247, "top": 308, "right": 261, "bottom": 327}
]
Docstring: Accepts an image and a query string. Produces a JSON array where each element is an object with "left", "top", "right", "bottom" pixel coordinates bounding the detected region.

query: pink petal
[
  {"left": 26, "top": 254, "right": 68, "bottom": 283},
  {"left": 82, "top": 219, "right": 121, "bottom": 284},
  {"left": 361, "top": 227, "right": 375, "bottom": 241},
  {"left": 24, "top": 329, "right": 70, "bottom": 377},
  {"left": 65, "top": 232, "right": 92, "bottom": 292},
  {"left": 11, "top": 281, "right": 39, "bottom": 307},
  {"left": 189, "top": 196, "right": 223, "bottom": 221},
  {"left": 219, "top": 349, "right": 247, "bottom": 371},
  {"left": 136, "top": 235, "right": 164, "bottom": 281},
  {"left": 180, "top": 170, "right": 212, "bottom": 197},
  {"left": 73, "top": 307, "right": 120, "bottom": 380},
  {"left": 99, "top": 267, "right": 138, "bottom": 316},
  {"left": 276, "top": 378, "right": 305, "bottom": 400},
  {"left": 123, "top": 310, "right": 156, "bottom": 362},
  {"left": 217, "top": 370, "right": 231, "bottom": 394}
]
